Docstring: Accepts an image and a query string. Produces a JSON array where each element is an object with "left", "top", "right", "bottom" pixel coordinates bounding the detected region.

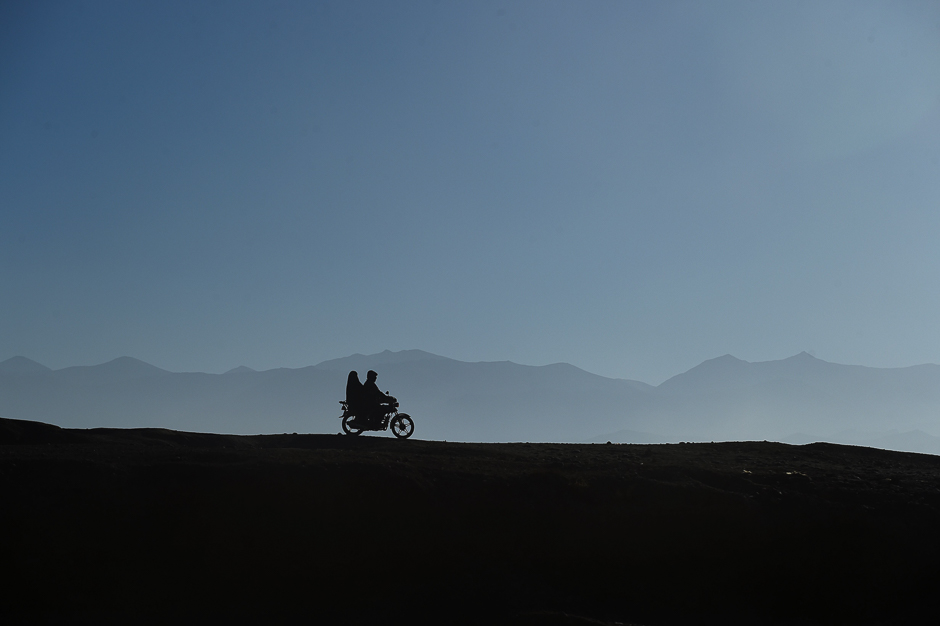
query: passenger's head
[{"left": 367, "top": 370, "right": 378, "bottom": 381}]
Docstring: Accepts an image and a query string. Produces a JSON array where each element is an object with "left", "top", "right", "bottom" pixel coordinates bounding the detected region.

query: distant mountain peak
[
  {"left": 0, "top": 356, "right": 51, "bottom": 373},
  {"left": 689, "top": 353, "right": 750, "bottom": 370},
  {"left": 314, "top": 349, "right": 451, "bottom": 371},
  {"left": 55, "top": 357, "right": 170, "bottom": 378},
  {"left": 103, "top": 356, "right": 168, "bottom": 371},
  {"left": 224, "top": 365, "right": 256, "bottom": 375},
  {"left": 712, "top": 354, "right": 747, "bottom": 364},
  {"left": 657, "top": 353, "right": 750, "bottom": 391}
]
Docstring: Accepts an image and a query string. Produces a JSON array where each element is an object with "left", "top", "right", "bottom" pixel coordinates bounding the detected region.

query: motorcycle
[{"left": 338, "top": 395, "right": 414, "bottom": 439}]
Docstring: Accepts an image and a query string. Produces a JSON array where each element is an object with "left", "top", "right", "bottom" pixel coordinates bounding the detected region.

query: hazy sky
[{"left": 2, "top": 0, "right": 940, "bottom": 383}]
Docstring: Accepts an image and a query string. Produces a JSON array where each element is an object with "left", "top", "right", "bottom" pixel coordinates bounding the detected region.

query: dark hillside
[{"left": 2, "top": 417, "right": 940, "bottom": 625}]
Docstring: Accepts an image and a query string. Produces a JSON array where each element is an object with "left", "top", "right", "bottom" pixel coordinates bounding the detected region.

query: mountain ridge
[
  {"left": 3, "top": 349, "right": 940, "bottom": 452},
  {"left": 7, "top": 349, "right": 938, "bottom": 381},
  {"left": 0, "top": 356, "right": 51, "bottom": 373}
]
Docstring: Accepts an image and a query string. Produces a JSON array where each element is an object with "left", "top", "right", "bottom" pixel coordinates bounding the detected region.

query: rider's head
[{"left": 367, "top": 370, "right": 378, "bottom": 381}]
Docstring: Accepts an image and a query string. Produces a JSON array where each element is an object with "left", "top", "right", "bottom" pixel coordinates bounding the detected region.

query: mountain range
[{"left": 2, "top": 350, "right": 940, "bottom": 454}]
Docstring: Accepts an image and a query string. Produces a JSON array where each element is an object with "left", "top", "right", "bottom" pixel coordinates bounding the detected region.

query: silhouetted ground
[{"left": 2, "top": 417, "right": 940, "bottom": 625}]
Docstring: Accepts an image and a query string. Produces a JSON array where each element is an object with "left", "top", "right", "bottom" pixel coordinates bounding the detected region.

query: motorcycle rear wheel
[
  {"left": 342, "top": 415, "right": 363, "bottom": 436},
  {"left": 390, "top": 414, "right": 414, "bottom": 439}
]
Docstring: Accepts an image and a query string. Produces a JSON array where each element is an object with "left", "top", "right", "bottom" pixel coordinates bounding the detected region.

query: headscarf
[{"left": 346, "top": 370, "right": 363, "bottom": 405}]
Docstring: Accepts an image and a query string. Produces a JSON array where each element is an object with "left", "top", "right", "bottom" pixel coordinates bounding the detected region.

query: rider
[{"left": 361, "top": 369, "right": 396, "bottom": 427}]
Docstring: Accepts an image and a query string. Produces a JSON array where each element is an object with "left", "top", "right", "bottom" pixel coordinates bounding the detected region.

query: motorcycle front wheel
[
  {"left": 390, "top": 414, "right": 414, "bottom": 439},
  {"left": 342, "top": 415, "right": 363, "bottom": 436}
]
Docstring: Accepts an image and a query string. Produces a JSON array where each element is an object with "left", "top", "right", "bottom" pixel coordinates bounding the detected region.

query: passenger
[{"left": 345, "top": 371, "right": 364, "bottom": 418}]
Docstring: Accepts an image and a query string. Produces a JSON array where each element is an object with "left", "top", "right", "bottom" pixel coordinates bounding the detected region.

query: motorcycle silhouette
[{"left": 338, "top": 394, "right": 414, "bottom": 439}]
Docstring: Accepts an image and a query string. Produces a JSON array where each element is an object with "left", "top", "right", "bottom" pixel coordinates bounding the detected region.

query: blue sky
[{"left": 2, "top": 0, "right": 939, "bottom": 383}]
